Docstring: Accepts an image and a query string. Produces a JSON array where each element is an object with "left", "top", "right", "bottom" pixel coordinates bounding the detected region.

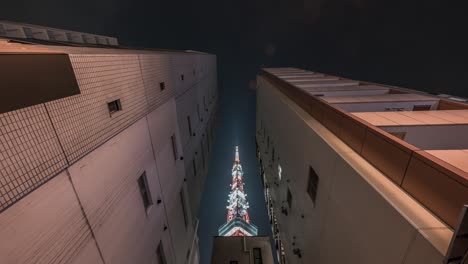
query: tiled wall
[
  {"left": 46, "top": 54, "right": 148, "bottom": 164},
  {"left": 139, "top": 54, "right": 175, "bottom": 112},
  {"left": 0, "top": 104, "right": 67, "bottom": 210},
  {"left": 0, "top": 51, "right": 217, "bottom": 214}
]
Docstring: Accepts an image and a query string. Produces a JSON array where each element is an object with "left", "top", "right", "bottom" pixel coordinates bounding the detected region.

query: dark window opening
[
  {"left": 138, "top": 172, "right": 152, "bottom": 210},
  {"left": 272, "top": 147, "right": 275, "bottom": 162},
  {"left": 287, "top": 188, "right": 292, "bottom": 209},
  {"left": 187, "top": 116, "right": 193, "bottom": 136},
  {"left": 171, "top": 135, "right": 178, "bottom": 160},
  {"left": 181, "top": 74, "right": 184, "bottom": 81},
  {"left": 201, "top": 142, "right": 206, "bottom": 169},
  {"left": 253, "top": 248, "right": 263, "bottom": 264},
  {"left": 307, "top": 167, "right": 319, "bottom": 205},
  {"left": 156, "top": 241, "right": 167, "bottom": 264},
  {"left": 107, "top": 99, "right": 122, "bottom": 115},
  {"left": 180, "top": 189, "right": 188, "bottom": 227},
  {"left": 230, "top": 261, "right": 239, "bottom": 264},
  {"left": 192, "top": 159, "right": 197, "bottom": 177},
  {"left": 159, "top": 82, "right": 165, "bottom": 91}
]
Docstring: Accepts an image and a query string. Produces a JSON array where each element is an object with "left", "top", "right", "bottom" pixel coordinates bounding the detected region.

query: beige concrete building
[
  {"left": 256, "top": 68, "right": 468, "bottom": 264},
  {"left": 211, "top": 236, "right": 274, "bottom": 264},
  {"left": 0, "top": 22, "right": 218, "bottom": 264}
]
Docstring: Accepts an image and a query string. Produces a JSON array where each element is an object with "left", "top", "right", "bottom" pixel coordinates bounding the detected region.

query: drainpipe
[{"left": 243, "top": 236, "right": 252, "bottom": 264}]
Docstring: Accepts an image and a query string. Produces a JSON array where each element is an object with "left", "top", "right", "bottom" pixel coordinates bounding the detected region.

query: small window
[
  {"left": 278, "top": 164, "right": 282, "bottom": 181},
  {"left": 180, "top": 189, "right": 188, "bottom": 227},
  {"left": 230, "top": 261, "right": 239, "bottom": 264},
  {"left": 201, "top": 142, "right": 206, "bottom": 169},
  {"left": 159, "top": 82, "right": 165, "bottom": 91},
  {"left": 253, "top": 248, "right": 263, "bottom": 264},
  {"left": 192, "top": 159, "right": 197, "bottom": 177},
  {"left": 107, "top": 99, "right": 122, "bottom": 115},
  {"left": 137, "top": 172, "right": 153, "bottom": 210},
  {"left": 389, "top": 131, "right": 407, "bottom": 140},
  {"left": 156, "top": 241, "right": 167, "bottom": 264},
  {"left": 181, "top": 74, "right": 184, "bottom": 81},
  {"left": 287, "top": 188, "right": 292, "bottom": 209},
  {"left": 171, "top": 135, "right": 178, "bottom": 160},
  {"left": 307, "top": 167, "right": 319, "bottom": 205},
  {"left": 272, "top": 147, "right": 275, "bottom": 162},
  {"left": 413, "top": 104, "right": 432, "bottom": 111},
  {"left": 187, "top": 116, "right": 193, "bottom": 136}
]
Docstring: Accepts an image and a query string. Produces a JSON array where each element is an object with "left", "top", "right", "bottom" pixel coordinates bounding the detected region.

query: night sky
[{"left": 2, "top": 1, "right": 468, "bottom": 263}]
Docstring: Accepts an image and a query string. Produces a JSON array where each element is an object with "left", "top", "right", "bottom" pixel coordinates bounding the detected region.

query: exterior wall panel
[
  {"left": 46, "top": 54, "right": 148, "bottom": 164},
  {"left": 67, "top": 118, "right": 167, "bottom": 264},
  {"left": 0, "top": 172, "right": 102, "bottom": 264}
]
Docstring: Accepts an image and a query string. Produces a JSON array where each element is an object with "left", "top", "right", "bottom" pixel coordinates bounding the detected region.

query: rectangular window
[
  {"left": 171, "top": 135, "right": 178, "bottom": 160},
  {"left": 272, "top": 147, "right": 275, "bottom": 162},
  {"left": 180, "top": 189, "right": 188, "bottom": 227},
  {"left": 253, "top": 248, "right": 263, "bottom": 264},
  {"left": 278, "top": 164, "right": 282, "bottom": 181},
  {"left": 287, "top": 188, "right": 292, "bottom": 209},
  {"left": 187, "top": 116, "right": 193, "bottom": 136},
  {"left": 159, "top": 82, "right": 165, "bottom": 91},
  {"left": 156, "top": 241, "right": 167, "bottom": 264},
  {"left": 107, "top": 99, "right": 122, "bottom": 115},
  {"left": 230, "top": 261, "right": 238, "bottom": 264},
  {"left": 138, "top": 172, "right": 152, "bottom": 210},
  {"left": 201, "top": 142, "right": 206, "bottom": 169},
  {"left": 197, "top": 104, "right": 201, "bottom": 121},
  {"left": 192, "top": 159, "right": 197, "bottom": 177},
  {"left": 307, "top": 167, "right": 319, "bottom": 205},
  {"left": 181, "top": 74, "right": 184, "bottom": 81}
]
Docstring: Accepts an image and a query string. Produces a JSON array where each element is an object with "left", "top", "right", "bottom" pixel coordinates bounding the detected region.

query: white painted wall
[{"left": 256, "top": 76, "right": 451, "bottom": 264}]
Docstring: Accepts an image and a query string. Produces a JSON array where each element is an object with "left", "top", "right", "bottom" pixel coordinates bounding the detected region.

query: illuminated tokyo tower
[{"left": 218, "top": 146, "right": 258, "bottom": 236}]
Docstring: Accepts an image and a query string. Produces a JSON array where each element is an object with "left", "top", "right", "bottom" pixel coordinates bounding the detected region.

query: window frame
[
  {"left": 137, "top": 172, "right": 153, "bottom": 212},
  {"left": 307, "top": 166, "right": 319, "bottom": 206},
  {"left": 171, "top": 134, "right": 178, "bottom": 161},
  {"left": 107, "top": 99, "right": 122, "bottom": 115},
  {"left": 180, "top": 189, "right": 189, "bottom": 228},
  {"left": 156, "top": 241, "right": 167, "bottom": 264},
  {"left": 253, "top": 247, "right": 263, "bottom": 264}
]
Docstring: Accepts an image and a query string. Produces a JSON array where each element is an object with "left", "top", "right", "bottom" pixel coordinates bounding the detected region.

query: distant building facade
[
  {"left": 256, "top": 68, "right": 468, "bottom": 263},
  {"left": 0, "top": 21, "right": 218, "bottom": 264},
  {"left": 211, "top": 236, "right": 274, "bottom": 264}
]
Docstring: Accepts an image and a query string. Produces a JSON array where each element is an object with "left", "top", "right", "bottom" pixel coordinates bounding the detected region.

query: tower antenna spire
[{"left": 218, "top": 146, "right": 258, "bottom": 236}]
